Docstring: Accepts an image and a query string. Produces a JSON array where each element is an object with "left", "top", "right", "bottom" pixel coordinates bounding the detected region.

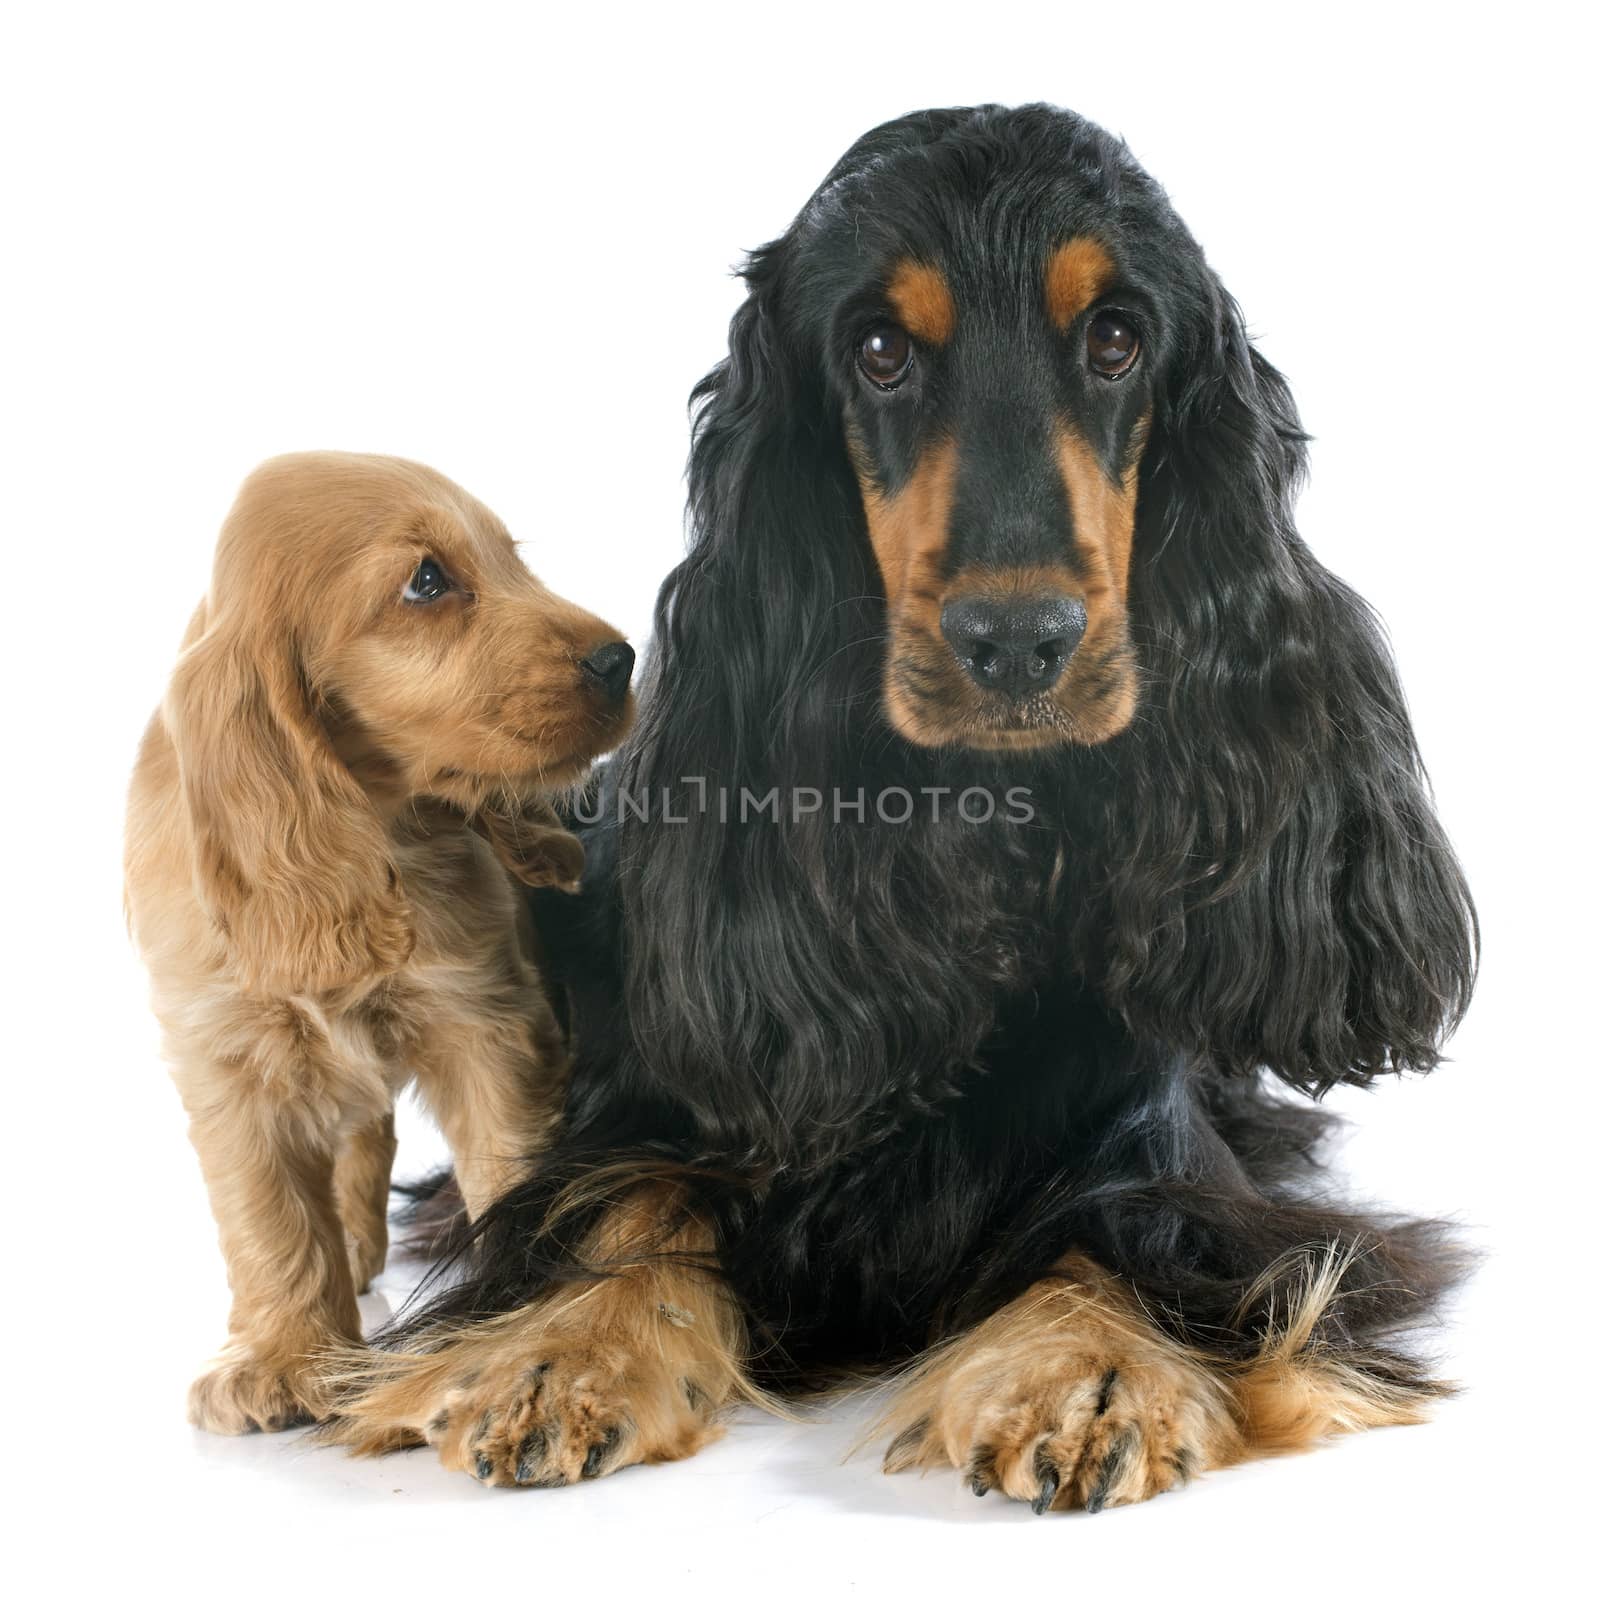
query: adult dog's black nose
[
  {"left": 940, "top": 595, "right": 1087, "bottom": 697},
  {"left": 580, "top": 640, "right": 635, "bottom": 703}
]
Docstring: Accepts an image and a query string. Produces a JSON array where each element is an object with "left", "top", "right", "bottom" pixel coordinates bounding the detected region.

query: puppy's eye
[
  {"left": 402, "top": 558, "right": 453, "bottom": 604},
  {"left": 858, "top": 323, "right": 914, "bottom": 388},
  {"left": 1086, "top": 311, "right": 1139, "bottom": 378}
]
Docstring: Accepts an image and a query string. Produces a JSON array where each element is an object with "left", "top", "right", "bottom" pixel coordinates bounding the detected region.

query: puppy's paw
[
  {"left": 188, "top": 1350, "right": 342, "bottom": 1435},
  {"left": 884, "top": 1323, "right": 1241, "bottom": 1512},
  {"left": 474, "top": 803, "right": 586, "bottom": 892}
]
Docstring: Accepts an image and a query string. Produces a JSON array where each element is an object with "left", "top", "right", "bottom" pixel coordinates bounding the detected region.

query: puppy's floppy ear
[
  {"left": 1085, "top": 275, "right": 1477, "bottom": 1093},
  {"left": 473, "top": 798, "right": 585, "bottom": 892},
  {"left": 164, "top": 602, "right": 413, "bottom": 993}
]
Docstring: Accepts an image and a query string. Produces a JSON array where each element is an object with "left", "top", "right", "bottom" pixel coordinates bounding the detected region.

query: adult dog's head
[
  {"left": 159, "top": 452, "right": 634, "bottom": 990},
  {"left": 780, "top": 131, "right": 1164, "bottom": 750},
  {"left": 685, "top": 105, "right": 1267, "bottom": 753},
  {"left": 625, "top": 107, "right": 1477, "bottom": 1157}
]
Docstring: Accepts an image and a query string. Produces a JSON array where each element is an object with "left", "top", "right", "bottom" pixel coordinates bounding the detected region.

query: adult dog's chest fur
[
  {"left": 553, "top": 787, "right": 1080, "bottom": 1168},
  {"left": 707, "top": 976, "right": 1176, "bottom": 1370}
]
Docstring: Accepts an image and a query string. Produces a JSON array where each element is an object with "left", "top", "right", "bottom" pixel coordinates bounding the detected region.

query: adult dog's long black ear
[
  {"left": 648, "top": 106, "right": 967, "bottom": 753},
  {"left": 1082, "top": 275, "right": 1478, "bottom": 1094},
  {"left": 635, "top": 236, "right": 875, "bottom": 779},
  {"left": 612, "top": 231, "right": 901, "bottom": 1162}
]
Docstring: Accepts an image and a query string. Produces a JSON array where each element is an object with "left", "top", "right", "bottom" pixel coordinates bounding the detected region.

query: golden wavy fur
[{"left": 124, "top": 452, "right": 634, "bottom": 1433}]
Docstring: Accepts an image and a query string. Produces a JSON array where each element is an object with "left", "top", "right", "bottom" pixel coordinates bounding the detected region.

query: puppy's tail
[{"left": 391, "top": 1166, "right": 470, "bottom": 1263}]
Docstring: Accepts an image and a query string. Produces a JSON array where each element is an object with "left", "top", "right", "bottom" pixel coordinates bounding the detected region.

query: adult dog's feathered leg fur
[
  {"left": 323, "top": 1176, "right": 761, "bottom": 1481},
  {"left": 329, "top": 1046, "right": 1461, "bottom": 1504},
  {"left": 879, "top": 1247, "right": 1444, "bottom": 1514},
  {"left": 871, "top": 1061, "right": 1462, "bottom": 1512}
]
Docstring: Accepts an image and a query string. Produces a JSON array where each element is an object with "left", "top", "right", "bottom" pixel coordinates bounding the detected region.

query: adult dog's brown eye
[
  {"left": 1086, "top": 311, "right": 1139, "bottom": 378},
  {"left": 858, "top": 323, "right": 914, "bottom": 387}
]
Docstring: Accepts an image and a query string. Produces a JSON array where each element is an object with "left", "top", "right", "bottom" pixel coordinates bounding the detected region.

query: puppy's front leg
[
  {"left": 410, "top": 968, "right": 567, "bottom": 1222},
  {"left": 334, "top": 1111, "right": 397, "bottom": 1292},
  {"left": 179, "top": 1073, "right": 363, "bottom": 1433}
]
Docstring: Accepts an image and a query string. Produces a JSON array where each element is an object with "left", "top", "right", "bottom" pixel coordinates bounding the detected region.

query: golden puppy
[{"left": 125, "top": 452, "right": 634, "bottom": 1434}]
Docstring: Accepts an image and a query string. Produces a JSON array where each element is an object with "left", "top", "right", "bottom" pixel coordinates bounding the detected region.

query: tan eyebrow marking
[
  {"left": 1045, "top": 238, "right": 1115, "bottom": 330},
  {"left": 887, "top": 260, "right": 957, "bottom": 345}
]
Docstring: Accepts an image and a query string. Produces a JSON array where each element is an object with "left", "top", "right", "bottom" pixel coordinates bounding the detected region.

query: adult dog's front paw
[
  {"left": 322, "top": 1188, "right": 747, "bottom": 1480},
  {"left": 188, "top": 1350, "right": 341, "bottom": 1434},
  {"left": 886, "top": 1347, "right": 1235, "bottom": 1511},
  {"left": 323, "top": 1300, "right": 728, "bottom": 1486},
  {"left": 428, "top": 1341, "right": 716, "bottom": 1487},
  {"left": 882, "top": 1269, "right": 1244, "bottom": 1512}
]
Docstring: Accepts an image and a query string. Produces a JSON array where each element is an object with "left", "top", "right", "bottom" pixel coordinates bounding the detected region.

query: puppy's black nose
[
  {"left": 940, "top": 595, "right": 1087, "bottom": 697},
  {"left": 580, "top": 640, "right": 635, "bottom": 703}
]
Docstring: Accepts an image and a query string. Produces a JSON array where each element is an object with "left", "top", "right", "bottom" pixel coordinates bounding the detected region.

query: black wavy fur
[{"left": 384, "top": 105, "right": 1476, "bottom": 1389}]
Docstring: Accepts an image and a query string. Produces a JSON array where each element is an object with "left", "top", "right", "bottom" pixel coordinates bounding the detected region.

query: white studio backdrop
[{"left": 2, "top": 3, "right": 1594, "bottom": 1596}]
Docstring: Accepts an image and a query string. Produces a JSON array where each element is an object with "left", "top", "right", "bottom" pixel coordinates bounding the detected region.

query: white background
[{"left": 3, "top": 3, "right": 1594, "bottom": 1594}]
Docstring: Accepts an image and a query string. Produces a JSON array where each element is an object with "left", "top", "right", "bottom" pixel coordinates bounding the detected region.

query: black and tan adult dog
[{"left": 329, "top": 105, "right": 1476, "bottom": 1512}]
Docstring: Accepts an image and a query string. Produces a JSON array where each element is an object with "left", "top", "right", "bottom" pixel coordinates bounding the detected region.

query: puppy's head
[
  {"left": 165, "top": 452, "right": 633, "bottom": 991},
  {"left": 222, "top": 452, "right": 635, "bottom": 801}
]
